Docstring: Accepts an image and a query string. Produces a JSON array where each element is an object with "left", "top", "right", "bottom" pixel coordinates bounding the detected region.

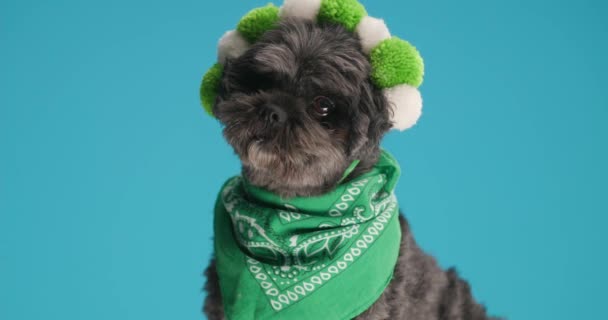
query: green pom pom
[
  {"left": 237, "top": 4, "right": 280, "bottom": 43},
  {"left": 200, "top": 63, "right": 223, "bottom": 116},
  {"left": 370, "top": 37, "right": 424, "bottom": 88},
  {"left": 318, "top": 0, "right": 367, "bottom": 32}
]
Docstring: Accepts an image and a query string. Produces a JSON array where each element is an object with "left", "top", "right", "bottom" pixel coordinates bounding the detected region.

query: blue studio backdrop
[{"left": 1, "top": 0, "right": 607, "bottom": 319}]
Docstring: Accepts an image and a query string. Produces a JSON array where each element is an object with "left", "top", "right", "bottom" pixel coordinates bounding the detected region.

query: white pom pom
[
  {"left": 384, "top": 85, "right": 423, "bottom": 131},
  {"left": 279, "top": 0, "right": 322, "bottom": 20},
  {"left": 217, "top": 30, "right": 250, "bottom": 65},
  {"left": 356, "top": 16, "right": 391, "bottom": 54}
]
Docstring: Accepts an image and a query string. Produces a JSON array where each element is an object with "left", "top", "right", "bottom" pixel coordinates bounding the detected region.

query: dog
[{"left": 203, "top": 18, "right": 499, "bottom": 320}]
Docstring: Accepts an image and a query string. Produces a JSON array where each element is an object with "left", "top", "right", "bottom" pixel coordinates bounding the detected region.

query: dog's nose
[{"left": 261, "top": 104, "right": 287, "bottom": 125}]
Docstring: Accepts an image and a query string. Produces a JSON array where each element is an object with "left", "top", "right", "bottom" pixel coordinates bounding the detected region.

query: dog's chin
[
  {"left": 243, "top": 140, "right": 282, "bottom": 170},
  {"left": 238, "top": 139, "right": 348, "bottom": 198}
]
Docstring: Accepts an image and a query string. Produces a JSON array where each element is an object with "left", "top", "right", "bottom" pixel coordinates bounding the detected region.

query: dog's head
[{"left": 213, "top": 19, "right": 392, "bottom": 197}]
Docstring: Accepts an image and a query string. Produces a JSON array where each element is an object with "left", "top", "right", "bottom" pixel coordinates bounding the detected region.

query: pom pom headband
[{"left": 200, "top": 0, "right": 425, "bottom": 131}]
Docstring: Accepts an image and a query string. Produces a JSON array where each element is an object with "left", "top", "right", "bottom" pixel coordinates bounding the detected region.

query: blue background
[{"left": 1, "top": 0, "right": 607, "bottom": 319}]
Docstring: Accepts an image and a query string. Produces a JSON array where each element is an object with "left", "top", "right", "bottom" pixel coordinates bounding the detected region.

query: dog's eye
[{"left": 311, "top": 96, "right": 335, "bottom": 117}]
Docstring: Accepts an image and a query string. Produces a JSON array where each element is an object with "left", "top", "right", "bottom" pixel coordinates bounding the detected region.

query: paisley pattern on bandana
[{"left": 213, "top": 150, "right": 402, "bottom": 320}]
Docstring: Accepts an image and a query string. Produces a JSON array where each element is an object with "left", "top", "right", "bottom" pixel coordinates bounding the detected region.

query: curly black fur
[
  {"left": 204, "top": 18, "right": 501, "bottom": 319},
  {"left": 213, "top": 19, "right": 390, "bottom": 198}
]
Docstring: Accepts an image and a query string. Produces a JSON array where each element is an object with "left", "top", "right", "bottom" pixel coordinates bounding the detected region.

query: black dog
[{"left": 204, "top": 18, "right": 499, "bottom": 320}]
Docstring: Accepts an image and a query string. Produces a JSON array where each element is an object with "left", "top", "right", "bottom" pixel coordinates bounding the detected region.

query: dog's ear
[
  {"left": 348, "top": 111, "right": 370, "bottom": 158},
  {"left": 211, "top": 63, "right": 229, "bottom": 118},
  {"left": 348, "top": 82, "right": 391, "bottom": 158},
  {"left": 370, "top": 86, "right": 393, "bottom": 136},
  {"left": 217, "top": 58, "right": 238, "bottom": 98}
]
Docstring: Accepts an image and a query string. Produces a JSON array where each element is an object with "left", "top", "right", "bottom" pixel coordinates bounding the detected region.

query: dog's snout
[{"left": 261, "top": 104, "right": 287, "bottom": 125}]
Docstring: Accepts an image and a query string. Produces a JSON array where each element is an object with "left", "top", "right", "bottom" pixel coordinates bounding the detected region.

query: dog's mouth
[
  {"left": 244, "top": 137, "right": 298, "bottom": 170},
  {"left": 252, "top": 136, "right": 267, "bottom": 145},
  {"left": 248, "top": 128, "right": 294, "bottom": 150},
  {"left": 240, "top": 130, "right": 322, "bottom": 173},
  {"left": 248, "top": 135, "right": 275, "bottom": 152}
]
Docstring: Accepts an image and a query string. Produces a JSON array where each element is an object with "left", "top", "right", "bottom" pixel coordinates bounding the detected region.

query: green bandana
[{"left": 213, "top": 150, "right": 402, "bottom": 320}]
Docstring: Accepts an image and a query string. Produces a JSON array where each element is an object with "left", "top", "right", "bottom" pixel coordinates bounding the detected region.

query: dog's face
[{"left": 213, "top": 19, "right": 392, "bottom": 197}]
